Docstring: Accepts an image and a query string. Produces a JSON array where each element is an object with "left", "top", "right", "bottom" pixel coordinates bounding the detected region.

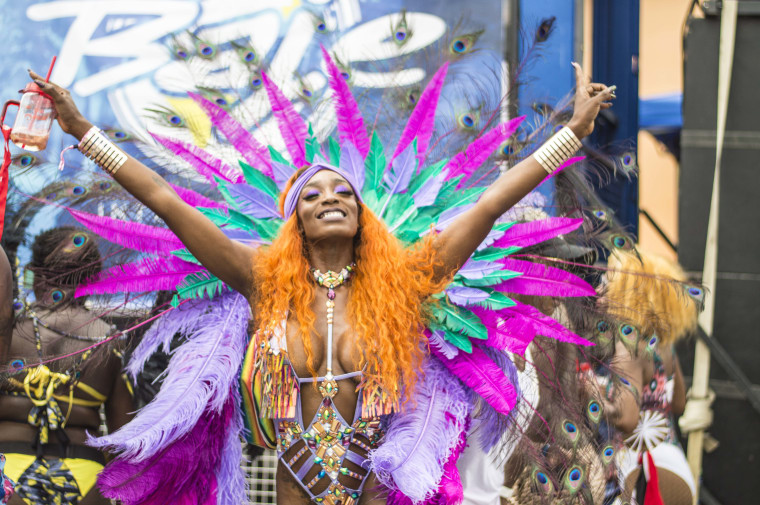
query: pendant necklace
[{"left": 310, "top": 262, "right": 355, "bottom": 398}]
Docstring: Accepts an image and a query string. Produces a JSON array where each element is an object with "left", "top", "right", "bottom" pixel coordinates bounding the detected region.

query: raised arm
[
  {"left": 433, "top": 63, "right": 615, "bottom": 278},
  {"left": 29, "top": 70, "right": 255, "bottom": 299}
]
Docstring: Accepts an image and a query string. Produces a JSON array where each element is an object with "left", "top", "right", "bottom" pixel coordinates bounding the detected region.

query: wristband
[
  {"left": 78, "top": 126, "right": 128, "bottom": 176},
  {"left": 532, "top": 126, "right": 583, "bottom": 174}
]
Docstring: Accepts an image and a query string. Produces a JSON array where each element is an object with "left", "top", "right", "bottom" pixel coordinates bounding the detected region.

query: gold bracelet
[
  {"left": 532, "top": 126, "right": 583, "bottom": 174},
  {"left": 78, "top": 126, "right": 128, "bottom": 176}
]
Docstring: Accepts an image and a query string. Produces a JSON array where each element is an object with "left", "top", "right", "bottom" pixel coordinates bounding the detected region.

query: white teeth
[{"left": 320, "top": 211, "right": 344, "bottom": 219}]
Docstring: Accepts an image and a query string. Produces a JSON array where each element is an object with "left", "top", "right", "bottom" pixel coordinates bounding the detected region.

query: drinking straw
[{"left": 44, "top": 56, "right": 56, "bottom": 82}]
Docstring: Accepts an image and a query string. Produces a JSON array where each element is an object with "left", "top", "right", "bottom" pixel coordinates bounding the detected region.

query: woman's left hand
[{"left": 567, "top": 62, "right": 616, "bottom": 140}]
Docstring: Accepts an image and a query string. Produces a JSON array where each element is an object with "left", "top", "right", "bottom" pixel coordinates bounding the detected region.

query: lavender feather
[
  {"left": 473, "top": 346, "right": 520, "bottom": 451},
  {"left": 90, "top": 293, "right": 250, "bottom": 461},
  {"left": 75, "top": 256, "right": 203, "bottom": 297},
  {"left": 321, "top": 46, "right": 370, "bottom": 157},
  {"left": 224, "top": 183, "right": 280, "bottom": 218},
  {"left": 371, "top": 357, "right": 471, "bottom": 503},
  {"left": 379, "top": 141, "right": 417, "bottom": 216},
  {"left": 496, "top": 258, "right": 596, "bottom": 297},
  {"left": 446, "top": 285, "right": 490, "bottom": 306},
  {"left": 261, "top": 71, "right": 308, "bottom": 167},
  {"left": 434, "top": 203, "right": 474, "bottom": 231},
  {"left": 428, "top": 329, "right": 459, "bottom": 359},
  {"left": 188, "top": 92, "right": 272, "bottom": 176},
  {"left": 270, "top": 159, "right": 296, "bottom": 190},
  {"left": 457, "top": 259, "right": 502, "bottom": 280},
  {"left": 69, "top": 209, "right": 183, "bottom": 255},
  {"left": 339, "top": 141, "right": 366, "bottom": 191},
  {"left": 392, "top": 63, "right": 449, "bottom": 161},
  {"left": 151, "top": 133, "right": 242, "bottom": 184},
  {"left": 412, "top": 171, "right": 446, "bottom": 208}
]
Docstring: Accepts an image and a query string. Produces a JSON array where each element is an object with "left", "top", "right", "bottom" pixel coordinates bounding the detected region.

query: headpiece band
[{"left": 282, "top": 163, "right": 364, "bottom": 219}]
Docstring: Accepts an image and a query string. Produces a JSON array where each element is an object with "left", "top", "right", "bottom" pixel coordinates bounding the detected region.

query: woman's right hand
[{"left": 28, "top": 69, "right": 92, "bottom": 140}]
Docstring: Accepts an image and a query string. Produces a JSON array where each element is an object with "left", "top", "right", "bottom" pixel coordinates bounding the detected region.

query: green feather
[
  {"left": 438, "top": 185, "right": 487, "bottom": 209},
  {"left": 363, "top": 132, "right": 386, "bottom": 194},
  {"left": 328, "top": 137, "right": 341, "bottom": 166},
  {"left": 460, "top": 269, "right": 523, "bottom": 287},
  {"left": 428, "top": 320, "right": 472, "bottom": 353},
  {"left": 171, "top": 248, "right": 201, "bottom": 265},
  {"left": 199, "top": 207, "right": 256, "bottom": 231},
  {"left": 383, "top": 193, "right": 416, "bottom": 229},
  {"left": 437, "top": 301, "right": 488, "bottom": 341},
  {"left": 468, "top": 291, "right": 516, "bottom": 310},
  {"left": 407, "top": 158, "right": 448, "bottom": 196},
  {"left": 176, "top": 271, "right": 225, "bottom": 301},
  {"left": 304, "top": 124, "right": 319, "bottom": 163},
  {"left": 472, "top": 246, "right": 522, "bottom": 262},
  {"left": 249, "top": 217, "right": 282, "bottom": 241},
  {"left": 239, "top": 161, "right": 279, "bottom": 198},
  {"left": 394, "top": 207, "right": 436, "bottom": 236},
  {"left": 268, "top": 146, "right": 295, "bottom": 168}
]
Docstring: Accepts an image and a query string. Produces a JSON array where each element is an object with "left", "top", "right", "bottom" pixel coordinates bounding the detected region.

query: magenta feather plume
[
  {"left": 261, "top": 71, "right": 308, "bottom": 167},
  {"left": 167, "top": 182, "right": 223, "bottom": 209},
  {"left": 469, "top": 306, "right": 535, "bottom": 355},
  {"left": 392, "top": 63, "right": 449, "bottom": 161},
  {"left": 371, "top": 358, "right": 471, "bottom": 503},
  {"left": 496, "top": 258, "right": 596, "bottom": 297},
  {"left": 500, "top": 300, "right": 593, "bottom": 346},
  {"left": 427, "top": 422, "right": 468, "bottom": 505},
  {"left": 321, "top": 46, "right": 369, "bottom": 157},
  {"left": 542, "top": 155, "right": 585, "bottom": 181},
  {"left": 492, "top": 217, "right": 583, "bottom": 249},
  {"left": 89, "top": 293, "right": 250, "bottom": 461},
  {"left": 150, "top": 133, "right": 243, "bottom": 184},
  {"left": 69, "top": 209, "right": 183, "bottom": 255},
  {"left": 472, "top": 347, "right": 520, "bottom": 451},
  {"left": 188, "top": 92, "right": 273, "bottom": 176},
  {"left": 444, "top": 116, "right": 525, "bottom": 188},
  {"left": 431, "top": 345, "right": 517, "bottom": 415},
  {"left": 75, "top": 256, "right": 204, "bottom": 297},
  {"left": 215, "top": 386, "right": 246, "bottom": 505},
  {"left": 97, "top": 395, "right": 234, "bottom": 505},
  {"left": 126, "top": 298, "right": 215, "bottom": 379}
]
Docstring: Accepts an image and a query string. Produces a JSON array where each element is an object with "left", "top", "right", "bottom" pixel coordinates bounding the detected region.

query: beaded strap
[
  {"left": 78, "top": 126, "right": 128, "bottom": 175},
  {"left": 532, "top": 126, "right": 583, "bottom": 174}
]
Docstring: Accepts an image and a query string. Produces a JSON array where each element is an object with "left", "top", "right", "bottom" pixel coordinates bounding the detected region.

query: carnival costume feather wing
[{"left": 60, "top": 49, "right": 602, "bottom": 504}]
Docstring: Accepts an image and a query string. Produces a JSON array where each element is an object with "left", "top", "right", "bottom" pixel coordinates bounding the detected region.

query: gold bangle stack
[
  {"left": 78, "top": 126, "right": 128, "bottom": 176},
  {"left": 532, "top": 126, "right": 583, "bottom": 174}
]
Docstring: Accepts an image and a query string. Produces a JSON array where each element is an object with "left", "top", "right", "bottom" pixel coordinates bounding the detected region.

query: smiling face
[{"left": 295, "top": 169, "right": 360, "bottom": 244}]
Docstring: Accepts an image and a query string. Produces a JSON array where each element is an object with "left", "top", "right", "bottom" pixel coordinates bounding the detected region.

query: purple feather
[
  {"left": 168, "top": 183, "right": 223, "bottom": 209},
  {"left": 126, "top": 298, "right": 215, "bottom": 380},
  {"left": 444, "top": 116, "right": 526, "bottom": 188},
  {"left": 473, "top": 346, "right": 520, "bottom": 451},
  {"left": 470, "top": 305, "right": 535, "bottom": 355},
  {"left": 412, "top": 170, "right": 446, "bottom": 208},
  {"left": 476, "top": 225, "right": 513, "bottom": 251},
  {"left": 222, "top": 228, "right": 263, "bottom": 245},
  {"left": 434, "top": 203, "right": 474, "bottom": 231},
  {"left": 188, "top": 92, "right": 272, "bottom": 177},
  {"left": 261, "top": 71, "right": 308, "bottom": 167},
  {"left": 224, "top": 183, "right": 280, "bottom": 218},
  {"left": 215, "top": 387, "right": 246, "bottom": 505},
  {"left": 321, "top": 46, "right": 370, "bottom": 157},
  {"left": 371, "top": 357, "right": 471, "bottom": 503},
  {"left": 496, "top": 258, "right": 596, "bottom": 298},
  {"left": 492, "top": 217, "right": 583, "bottom": 249},
  {"left": 339, "top": 141, "right": 366, "bottom": 191},
  {"left": 90, "top": 293, "right": 250, "bottom": 461},
  {"left": 392, "top": 63, "right": 449, "bottom": 161},
  {"left": 69, "top": 209, "right": 183, "bottom": 255},
  {"left": 542, "top": 155, "right": 585, "bottom": 181},
  {"left": 446, "top": 285, "right": 490, "bottom": 306},
  {"left": 75, "top": 257, "right": 204, "bottom": 297},
  {"left": 431, "top": 345, "right": 517, "bottom": 415},
  {"left": 97, "top": 396, "right": 234, "bottom": 505},
  {"left": 270, "top": 159, "right": 296, "bottom": 189},
  {"left": 457, "top": 259, "right": 502, "bottom": 279},
  {"left": 150, "top": 133, "right": 242, "bottom": 184},
  {"left": 379, "top": 141, "right": 417, "bottom": 216},
  {"left": 501, "top": 301, "right": 593, "bottom": 346},
  {"left": 428, "top": 329, "right": 459, "bottom": 359}
]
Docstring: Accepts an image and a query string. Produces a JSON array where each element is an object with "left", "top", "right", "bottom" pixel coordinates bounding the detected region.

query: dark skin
[
  {"left": 0, "top": 248, "right": 133, "bottom": 504},
  {"left": 30, "top": 63, "right": 613, "bottom": 504}
]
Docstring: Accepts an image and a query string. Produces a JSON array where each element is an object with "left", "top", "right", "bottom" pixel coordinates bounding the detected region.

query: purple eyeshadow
[
  {"left": 304, "top": 189, "right": 320, "bottom": 198},
  {"left": 335, "top": 184, "right": 351, "bottom": 193}
]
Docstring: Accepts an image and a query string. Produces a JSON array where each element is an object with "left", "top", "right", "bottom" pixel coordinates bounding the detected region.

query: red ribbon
[{"left": 643, "top": 451, "right": 664, "bottom": 505}]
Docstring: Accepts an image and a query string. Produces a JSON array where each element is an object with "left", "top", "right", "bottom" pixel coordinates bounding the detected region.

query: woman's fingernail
[{"left": 608, "top": 85, "right": 617, "bottom": 92}]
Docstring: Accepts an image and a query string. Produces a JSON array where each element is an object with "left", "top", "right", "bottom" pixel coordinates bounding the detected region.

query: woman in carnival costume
[
  {"left": 24, "top": 51, "right": 614, "bottom": 504},
  {"left": 602, "top": 250, "right": 700, "bottom": 505}
]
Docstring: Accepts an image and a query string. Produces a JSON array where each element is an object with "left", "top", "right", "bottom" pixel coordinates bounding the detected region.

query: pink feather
[
  {"left": 392, "top": 63, "right": 449, "bottom": 161},
  {"left": 321, "top": 46, "right": 370, "bottom": 158},
  {"left": 260, "top": 71, "right": 309, "bottom": 167},
  {"left": 167, "top": 183, "right": 222, "bottom": 209},
  {"left": 469, "top": 306, "right": 535, "bottom": 355},
  {"left": 501, "top": 301, "right": 593, "bottom": 346},
  {"left": 496, "top": 257, "right": 597, "bottom": 297},
  {"left": 431, "top": 345, "right": 517, "bottom": 415},
  {"left": 75, "top": 257, "right": 204, "bottom": 297},
  {"left": 541, "top": 155, "right": 585, "bottom": 182},
  {"left": 150, "top": 133, "right": 243, "bottom": 184},
  {"left": 492, "top": 217, "right": 583, "bottom": 249},
  {"left": 444, "top": 116, "right": 525, "bottom": 188},
  {"left": 188, "top": 92, "right": 273, "bottom": 176},
  {"left": 69, "top": 209, "right": 183, "bottom": 255}
]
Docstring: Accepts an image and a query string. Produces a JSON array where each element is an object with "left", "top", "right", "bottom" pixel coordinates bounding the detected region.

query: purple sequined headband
[{"left": 282, "top": 163, "right": 364, "bottom": 219}]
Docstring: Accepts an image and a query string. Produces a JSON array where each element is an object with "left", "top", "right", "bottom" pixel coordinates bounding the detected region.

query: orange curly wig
[{"left": 250, "top": 169, "right": 449, "bottom": 408}]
